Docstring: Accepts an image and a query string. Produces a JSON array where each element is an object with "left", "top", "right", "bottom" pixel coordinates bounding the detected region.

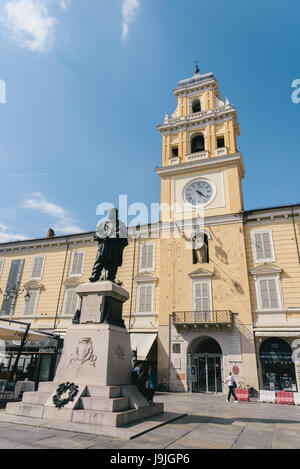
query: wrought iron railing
[{"left": 172, "top": 310, "right": 233, "bottom": 325}]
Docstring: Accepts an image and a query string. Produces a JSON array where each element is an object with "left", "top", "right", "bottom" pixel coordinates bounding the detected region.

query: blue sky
[{"left": 0, "top": 0, "right": 299, "bottom": 241}]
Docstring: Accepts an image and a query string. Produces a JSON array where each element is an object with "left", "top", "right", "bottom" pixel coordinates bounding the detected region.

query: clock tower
[{"left": 156, "top": 67, "right": 245, "bottom": 223}]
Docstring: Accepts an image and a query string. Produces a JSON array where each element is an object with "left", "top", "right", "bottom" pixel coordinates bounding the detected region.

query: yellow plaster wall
[
  {"left": 158, "top": 222, "right": 253, "bottom": 325},
  {"left": 244, "top": 221, "right": 300, "bottom": 312}
]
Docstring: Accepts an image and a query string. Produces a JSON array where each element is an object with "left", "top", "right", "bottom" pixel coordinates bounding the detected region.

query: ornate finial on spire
[{"left": 195, "top": 60, "right": 200, "bottom": 75}]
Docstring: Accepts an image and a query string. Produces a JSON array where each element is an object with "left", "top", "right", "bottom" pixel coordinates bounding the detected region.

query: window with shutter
[
  {"left": 0, "top": 259, "right": 4, "bottom": 277},
  {"left": 22, "top": 289, "right": 39, "bottom": 316},
  {"left": 137, "top": 284, "right": 154, "bottom": 313},
  {"left": 193, "top": 280, "right": 212, "bottom": 321},
  {"left": 30, "top": 256, "right": 45, "bottom": 280},
  {"left": 1, "top": 259, "right": 24, "bottom": 316},
  {"left": 252, "top": 230, "right": 275, "bottom": 263},
  {"left": 257, "top": 277, "right": 281, "bottom": 310},
  {"left": 69, "top": 251, "right": 85, "bottom": 277},
  {"left": 63, "top": 289, "right": 79, "bottom": 315},
  {"left": 139, "top": 244, "right": 155, "bottom": 272}
]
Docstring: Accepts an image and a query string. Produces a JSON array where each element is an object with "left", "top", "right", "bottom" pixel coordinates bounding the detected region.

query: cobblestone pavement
[{"left": 1, "top": 392, "right": 300, "bottom": 449}]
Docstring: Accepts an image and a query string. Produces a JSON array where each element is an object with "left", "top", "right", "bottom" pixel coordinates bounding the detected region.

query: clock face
[{"left": 184, "top": 179, "right": 214, "bottom": 206}]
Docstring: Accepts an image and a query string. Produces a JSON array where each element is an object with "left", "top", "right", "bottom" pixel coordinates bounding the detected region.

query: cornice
[
  {"left": 0, "top": 233, "right": 95, "bottom": 254},
  {"left": 250, "top": 264, "right": 282, "bottom": 275},
  {"left": 188, "top": 267, "right": 214, "bottom": 278},
  {"left": 158, "top": 106, "right": 238, "bottom": 134},
  {"left": 160, "top": 213, "right": 244, "bottom": 231},
  {"left": 134, "top": 272, "right": 158, "bottom": 283},
  {"left": 63, "top": 278, "right": 85, "bottom": 288},
  {"left": 156, "top": 152, "right": 245, "bottom": 179},
  {"left": 173, "top": 77, "right": 218, "bottom": 97},
  {"left": 23, "top": 280, "right": 44, "bottom": 290},
  {"left": 245, "top": 208, "right": 300, "bottom": 226}
]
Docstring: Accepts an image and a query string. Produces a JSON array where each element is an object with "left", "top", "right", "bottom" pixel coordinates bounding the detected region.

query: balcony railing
[
  {"left": 172, "top": 310, "right": 233, "bottom": 326},
  {"left": 185, "top": 151, "right": 209, "bottom": 162}
]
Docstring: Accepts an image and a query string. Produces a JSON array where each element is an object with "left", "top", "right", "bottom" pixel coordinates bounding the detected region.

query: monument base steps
[
  {"left": 5, "top": 383, "right": 163, "bottom": 428},
  {"left": 5, "top": 283, "right": 164, "bottom": 430}
]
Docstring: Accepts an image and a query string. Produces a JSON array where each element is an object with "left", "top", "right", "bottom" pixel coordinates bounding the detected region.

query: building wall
[{"left": 244, "top": 218, "right": 300, "bottom": 319}]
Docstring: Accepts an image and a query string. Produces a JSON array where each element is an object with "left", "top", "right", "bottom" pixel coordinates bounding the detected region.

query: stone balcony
[
  {"left": 168, "top": 147, "right": 229, "bottom": 166},
  {"left": 172, "top": 310, "right": 233, "bottom": 329},
  {"left": 169, "top": 156, "right": 180, "bottom": 165},
  {"left": 215, "top": 146, "right": 228, "bottom": 157},
  {"left": 185, "top": 151, "right": 209, "bottom": 162}
]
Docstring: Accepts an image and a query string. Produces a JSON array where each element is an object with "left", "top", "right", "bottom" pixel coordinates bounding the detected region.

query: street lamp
[{"left": 3, "top": 288, "right": 31, "bottom": 322}]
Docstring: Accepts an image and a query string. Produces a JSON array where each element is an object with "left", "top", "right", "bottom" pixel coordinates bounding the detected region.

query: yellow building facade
[{"left": 0, "top": 69, "right": 300, "bottom": 394}]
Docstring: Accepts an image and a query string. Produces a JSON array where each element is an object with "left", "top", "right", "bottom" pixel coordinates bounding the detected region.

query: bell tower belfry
[{"left": 156, "top": 67, "right": 245, "bottom": 222}]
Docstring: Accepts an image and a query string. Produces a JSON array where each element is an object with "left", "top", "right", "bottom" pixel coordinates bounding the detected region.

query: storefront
[
  {"left": 0, "top": 337, "right": 62, "bottom": 388},
  {"left": 259, "top": 337, "right": 297, "bottom": 392}
]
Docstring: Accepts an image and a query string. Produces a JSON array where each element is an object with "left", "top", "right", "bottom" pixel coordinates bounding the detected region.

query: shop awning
[
  {"left": 0, "top": 322, "right": 54, "bottom": 342},
  {"left": 130, "top": 333, "right": 157, "bottom": 360}
]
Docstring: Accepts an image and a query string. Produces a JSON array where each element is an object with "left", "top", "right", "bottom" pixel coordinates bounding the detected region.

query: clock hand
[{"left": 196, "top": 190, "right": 205, "bottom": 197}]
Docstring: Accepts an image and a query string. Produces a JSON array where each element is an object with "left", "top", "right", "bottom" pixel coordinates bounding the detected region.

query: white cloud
[
  {"left": 0, "top": 223, "right": 29, "bottom": 243},
  {"left": 22, "top": 192, "right": 84, "bottom": 235},
  {"left": 121, "top": 0, "right": 140, "bottom": 40},
  {"left": 59, "top": 0, "right": 71, "bottom": 11},
  {"left": 3, "top": 0, "right": 58, "bottom": 53}
]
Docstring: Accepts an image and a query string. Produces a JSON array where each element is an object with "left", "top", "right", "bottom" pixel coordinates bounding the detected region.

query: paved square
[{"left": 0, "top": 392, "right": 300, "bottom": 449}]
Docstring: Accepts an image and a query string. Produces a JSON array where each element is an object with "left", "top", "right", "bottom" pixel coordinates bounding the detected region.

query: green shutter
[{"left": 1, "top": 259, "right": 24, "bottom": 315}]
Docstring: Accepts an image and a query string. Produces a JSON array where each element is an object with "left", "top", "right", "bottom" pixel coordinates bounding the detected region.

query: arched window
[
  {"left": 191, "top": 135, "right": 205, "bottom": 153},
  {"left": 192, "top": 99, "right": 201, "bottom": 113}
]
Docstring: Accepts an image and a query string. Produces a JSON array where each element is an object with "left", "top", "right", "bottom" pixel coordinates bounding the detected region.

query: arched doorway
[
  {"left": 259, "top": 338, "right": 297, "bottom": 391},
  {"left": 188, "top": 337, "right": 223, "bottom": 393}
]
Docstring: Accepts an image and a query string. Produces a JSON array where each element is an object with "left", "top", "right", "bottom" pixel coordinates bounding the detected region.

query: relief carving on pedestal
[
  {"left": 115, "top": 345, "right": 125, "bottom": 360},
  {"left": 68, "top": 337, "right": 97, "bottom": 367}
]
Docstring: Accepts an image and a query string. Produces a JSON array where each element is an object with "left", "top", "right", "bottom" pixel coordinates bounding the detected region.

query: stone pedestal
[
  {"left": 5, "top": 281, "right": 164, "bottom": 428},
  {"left": 54, "top": 323, "right": 132, "bottom": 386},
  {"left": 77, "top": 281, "right": 129, "bottom": 328}
]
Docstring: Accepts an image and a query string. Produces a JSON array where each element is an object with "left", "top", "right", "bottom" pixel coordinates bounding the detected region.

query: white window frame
[
  {"left": 22, "top": 288, "right": 40, "bottom": 317},
  {"left": 0, "top": 259, "right": 4, "bottom": 277},
  {"left": 192, "top": 278, "right": 212, "bottom": 312},
  {"left": 139, "top": 243, "right": 155, "bottom": 273},
  {"left": 62, "top": 288, "right": 80, "bottom": 316},
  {"left": 30, "top": 255, "right": 45, "bottom": 281},
  {"left": 251, "top": 229, "right": 275, "bottom": 264},
  {"left": 254, "top": 274, "right": 284, "bottom": 311},
  {"left": 136, "top": 282, "right": 155, "bottom": 314},
  {"left": 69, "top": 250, "right": 86, "bottom": 278}
]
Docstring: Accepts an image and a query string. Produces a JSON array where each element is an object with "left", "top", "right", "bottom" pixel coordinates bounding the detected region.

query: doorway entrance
[{"left": 188, "top": 337, "right": 223, "bottom": 393}]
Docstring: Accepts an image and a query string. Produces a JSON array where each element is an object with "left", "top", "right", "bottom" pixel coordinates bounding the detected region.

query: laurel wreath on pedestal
[{"left": 52, "top": 382, "right": 79, "bottom": 409}]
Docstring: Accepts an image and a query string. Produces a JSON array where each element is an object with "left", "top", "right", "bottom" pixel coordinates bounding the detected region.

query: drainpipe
[
  {"left": 53, "top": 237, "right": 69, "bottom": 330},
  {"left": 129, "top": 225, "right": 140, "bottom": 331},
  {"left": 291, "top": 208, "right": 300, "bottom": 264}
]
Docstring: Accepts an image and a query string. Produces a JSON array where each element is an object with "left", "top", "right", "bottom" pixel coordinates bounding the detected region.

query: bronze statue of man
[{"left": 89, "top": 208, "right": 128, "bottom": 283}]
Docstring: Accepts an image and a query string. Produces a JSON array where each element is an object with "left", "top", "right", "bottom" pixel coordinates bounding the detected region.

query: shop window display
[{"left": 259, "top": 338, "right": 297, "bottom": 391}]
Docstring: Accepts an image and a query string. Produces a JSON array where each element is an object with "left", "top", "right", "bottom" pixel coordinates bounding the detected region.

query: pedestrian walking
[
  {"left": 131, "top": 361, "right": 141, "bottom": 385},
  {"left": 137, "top": 361, "right": 149, "bottom": 397},
  {"left": 224, "top": 372, "right": 239, "bottom": 403},
  {"left": 146, "top": 364, "right": 157, "bottom": 406}
]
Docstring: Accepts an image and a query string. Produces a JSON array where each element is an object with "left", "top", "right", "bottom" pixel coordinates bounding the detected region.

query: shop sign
[{"left": 187, "top": 365, "right": 197, "bottom": 382}]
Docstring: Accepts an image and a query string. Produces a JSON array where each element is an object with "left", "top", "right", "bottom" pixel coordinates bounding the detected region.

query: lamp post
[
  {"left": 3, "top": 288, "right": 31, "bottom": 322},
  {"left": 2, "top": 289, "right": 31, "bottom": 382}
]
